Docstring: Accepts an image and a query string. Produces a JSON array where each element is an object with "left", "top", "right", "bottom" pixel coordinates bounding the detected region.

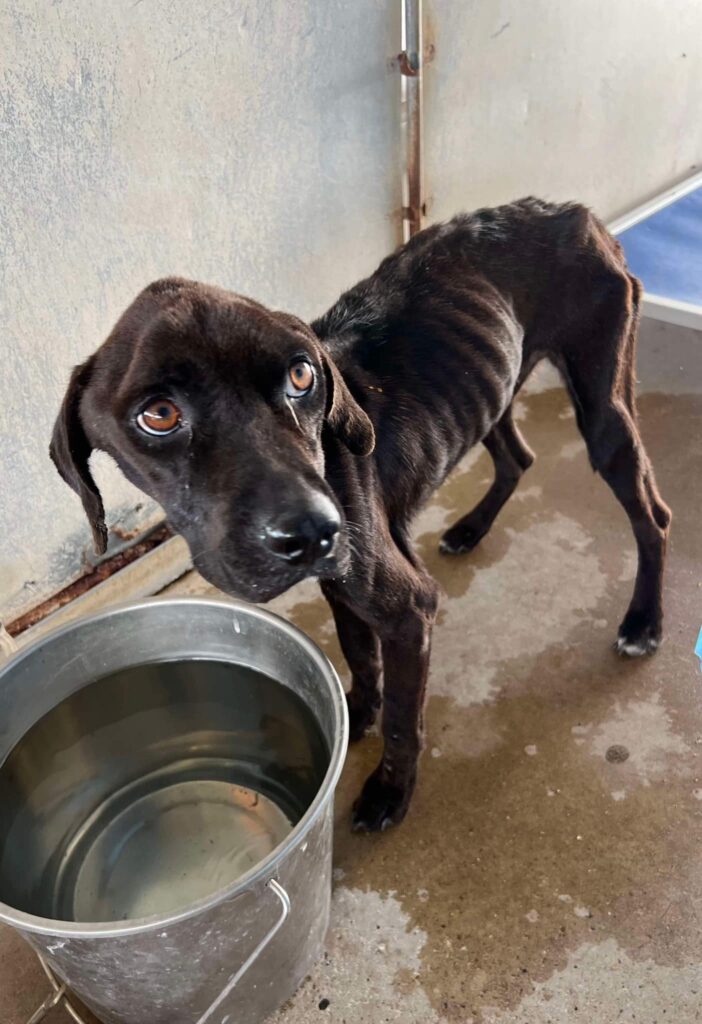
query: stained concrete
[{"left": 2, "top": 335, "right": 702, "bottom": 1023}]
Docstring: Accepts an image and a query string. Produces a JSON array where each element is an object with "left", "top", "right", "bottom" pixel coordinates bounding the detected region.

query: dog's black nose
[{"left": 264, "top": 503, "right": 340, "bottom": 565}]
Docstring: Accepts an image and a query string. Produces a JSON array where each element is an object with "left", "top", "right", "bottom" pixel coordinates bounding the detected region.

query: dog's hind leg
[
  {"left": 440, "top": 404, "right": 535, "bottom": 554},
  {"left": 619, "top": 276, "right": 672, "bottom": 536},
  {"left": 559, "top": 272, "right": 671, "bottom": 656},
  {"left": 322, "top": 585, "right": 383, "bottom": 742}
]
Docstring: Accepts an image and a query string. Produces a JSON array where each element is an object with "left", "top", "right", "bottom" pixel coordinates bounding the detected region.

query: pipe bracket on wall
[{"left": 387, "top": 43, "right": 435, "bottom": 76}]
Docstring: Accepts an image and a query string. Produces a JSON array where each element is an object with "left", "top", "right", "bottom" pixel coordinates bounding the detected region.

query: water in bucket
[{"left": 0, "top": 659, "right": 329, "bottom": 924}]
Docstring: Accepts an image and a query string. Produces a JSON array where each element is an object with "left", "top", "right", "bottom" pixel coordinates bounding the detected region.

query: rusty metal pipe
[{"left": 401, "top": 0, "right": 424, "bottom": 240}]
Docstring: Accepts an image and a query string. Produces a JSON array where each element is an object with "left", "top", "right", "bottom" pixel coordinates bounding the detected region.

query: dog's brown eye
[
  {"left": 286, "top": 361, "right": 314, "bottom": 396},
  {"left": 136, "top": 399, "right": 182, "bottom": 436}
]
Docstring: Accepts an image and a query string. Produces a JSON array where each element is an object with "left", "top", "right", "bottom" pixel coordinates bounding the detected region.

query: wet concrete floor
[{"left": 3, "top": 321, "right": 701, "bottom": 1023}]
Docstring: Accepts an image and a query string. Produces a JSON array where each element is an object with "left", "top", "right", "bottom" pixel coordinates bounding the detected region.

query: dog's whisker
[
  {"left": 342, "top": 517, "right": 364, "bottom": 539},
  {"left": 342, "top": 533, "right": 363, "bottom": 564}
]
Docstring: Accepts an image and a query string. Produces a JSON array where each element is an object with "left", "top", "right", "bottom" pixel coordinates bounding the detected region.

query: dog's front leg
[
  {"left": 351, "top": 573, "right": 439, "bottom": 832},
  {"left": 322, "top": 584, "right": 383, "bottom": 742}
]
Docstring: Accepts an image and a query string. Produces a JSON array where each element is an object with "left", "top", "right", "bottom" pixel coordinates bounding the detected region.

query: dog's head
[{"left": 50, "top": 278, "right": 374, "bottom": 601}]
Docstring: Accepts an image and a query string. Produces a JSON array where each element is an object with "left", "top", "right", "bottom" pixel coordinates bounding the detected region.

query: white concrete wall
[
  {"left": 0, "top": 0, "right": 401, "bottom": 620},
  {"left": 424, "top": 0, "right": 702, "bottom": 221},
  {"left": 2, "top": 0, "right": 701, "bottom": 621}
]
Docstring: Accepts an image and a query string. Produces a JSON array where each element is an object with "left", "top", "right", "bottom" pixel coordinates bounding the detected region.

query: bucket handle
[
  {"left": 195, "top": 878, "right": 291, "bottom": 1024},
  {"left": 24, "top": 879, "right": 290, "bottom": 1024},
  {"left": 26, "top": 954, "right": 90, "bottom": 1024}
]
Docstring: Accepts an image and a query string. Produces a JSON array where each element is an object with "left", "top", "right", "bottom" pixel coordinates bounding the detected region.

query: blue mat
[{"left": 618, "top": 185, "right": 702, "bottom": 306}]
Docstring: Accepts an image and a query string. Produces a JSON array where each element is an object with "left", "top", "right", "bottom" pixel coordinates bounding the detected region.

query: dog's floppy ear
[
  {"left": 320, "top": 350, "right": 375, "bottom": 457},
  {"left": 49, "top": 360, "right": 108, "bottom": 555}
]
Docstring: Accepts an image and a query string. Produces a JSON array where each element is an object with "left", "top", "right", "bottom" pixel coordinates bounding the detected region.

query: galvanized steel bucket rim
[{"left": 0, "top": 595, "right": 349, "bottom": 939}]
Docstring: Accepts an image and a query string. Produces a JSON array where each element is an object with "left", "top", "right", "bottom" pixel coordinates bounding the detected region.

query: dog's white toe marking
[
  {"left": 616, "top": 635, "right": 657, "bottom": 657},
  {"left": 617, "top": 639, "right": 647, "bottom": 657}
]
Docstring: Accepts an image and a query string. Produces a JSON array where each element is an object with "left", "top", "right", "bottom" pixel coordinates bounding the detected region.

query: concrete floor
[{"left": 3, "top": 320, "right": 702, "bottom": 1023}]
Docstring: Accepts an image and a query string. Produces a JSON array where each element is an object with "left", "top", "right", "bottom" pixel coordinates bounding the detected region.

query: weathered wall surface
[
  {"left": 424, "top": 0, "right": 702, "bottom": 220},
  {"left": 2, "top": 0, "right": 701, "bottom": 620},
  {"left": 0, "top": 0, "right": 401, "bottom": 620}
]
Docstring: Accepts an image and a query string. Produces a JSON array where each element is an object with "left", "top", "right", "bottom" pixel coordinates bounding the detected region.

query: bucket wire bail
[
  {"left": 196, "top": 877, "right": 291, "bottom": 1024},
  {"left": 26, "top": 954, "right": 90, "bottom": 1024},
  {"left": 22, "top": 880, "right": 291, "bottom": 1024}
]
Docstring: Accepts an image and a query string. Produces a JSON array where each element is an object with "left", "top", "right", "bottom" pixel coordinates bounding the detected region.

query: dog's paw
[
  {"left": 615, "top": 611, "right": 661, "bottom": 657},
  {"left": 439, "top": 521, "right": 487, "bottom": 555},
  {"left": 351, "top": 769, "right": 414, "bottom": 832}
]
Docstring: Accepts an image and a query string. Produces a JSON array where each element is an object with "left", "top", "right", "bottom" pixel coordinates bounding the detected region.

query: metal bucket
[{"left": 0, "top": 597, "right": 348, "bottom": 1024}]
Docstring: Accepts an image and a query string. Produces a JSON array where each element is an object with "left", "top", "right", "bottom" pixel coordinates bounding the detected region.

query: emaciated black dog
[{"left": 50, "top": 199, "right": 671, "bottom": 831}]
